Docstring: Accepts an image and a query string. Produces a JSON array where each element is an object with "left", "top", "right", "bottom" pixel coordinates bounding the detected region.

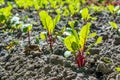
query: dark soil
[{"left": 0, "top": 1, "right": 120, "bottom": 80}]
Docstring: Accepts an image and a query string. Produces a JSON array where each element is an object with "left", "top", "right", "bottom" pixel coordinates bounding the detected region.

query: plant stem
[
  {"left": 48, "top": 34, "right": 53, "bottom": 53},
  {"left": 76, "top": 50, "right": 85, "bottom": 68},
  {"left": 28, "top": 31, "right": 31, "bottom": 45}
]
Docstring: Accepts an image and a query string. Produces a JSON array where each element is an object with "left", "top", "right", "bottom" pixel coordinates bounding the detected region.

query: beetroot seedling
[
  {"left": 6, "top": 40, "right": 19, "bottom": 50},
  {"left": 23, "top": 24, "right": 32, "bottom": 45},
  {"left": 64, "top": 22, "right": 102, "bottom": 68},
  {"left": 80, "top": 8, "right": 97, "bottom": 24},
  {"left": 109, "top": 21, "right": 120, "bottom": 36},
  {"left": 115, "top": 67, "right": 120, "bottom": 72},
  {"left": 107, "top": 4, "right": 119, "bottom": 17},
  {"left": 109, "top": 21, "right": 118, "bottom": 29},
  {"left": 39, "top": 10, "right": 60, "bottom": 53}
]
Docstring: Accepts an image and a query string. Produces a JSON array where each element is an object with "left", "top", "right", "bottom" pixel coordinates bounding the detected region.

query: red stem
[
  {"left": 28, "top": 31, "right": 30, "bottom": 45},
  {"left": 48, "top": 34, "right": 53, "bottom": 52},
  {"left": 76, "top": 43, "right": 86, "bottom": 68},
  {"left": 76, "top": 51, "right": 85, "bottom": 68}
]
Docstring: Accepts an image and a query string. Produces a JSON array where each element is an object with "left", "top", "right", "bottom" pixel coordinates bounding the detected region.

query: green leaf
[
  {"left": 79, "top": 22, "right": 91, "bottom": 50},
  {"left": 71, "top": 42, "right": 78, "bottom": 51},
  {"left": 87, "top": 52, "right": 90, "bottom": 55},
  {"left": 88, "top": 32, "right": 97, "bottom": 38},
  {"left": 81, "top": 8, "right": 90, "bottom": 21},
  {"left": 39, "top": 11, "right": 54, "bottom": 34},
  {"left": 17, "top": 24, "right": 23, "bottom": 29},
  {"left": 90, "top": 17, "right": 97, "bottom": 21},
  {"left": 0, "top": 2, "right": 12, "bottom": 24},
  {"left": 68, "top": 21, "right": 75, "bottom": 29},
  {"left": 45, "top": 15, "right": 54, "bottom": 34},
  {"left": 64, "top": 35, "right": 76, "bottom": 52},
  {"left": 109, "top": 21, "right": 118, "bottom": 29},
  {"left": 68, "top": 21, "right": 79, "bottom": 44},
  {"left": 12, "top": 40, "right": 19, "bottom": 45},
  {"left": 23, "top": 27, "right": 28, "bottom": 32},
  {"left": 69, "top": 4, "right": 75, "bottom": 15},
  {"left": 53, "top": 14, "right": 60, "bottom": 27},
  {"left": 40, "top": 32, "right": 46, "bottom": 40},
  {"left": 94, "top": 36, "right": 102, "bottom": 45},
  {"left": 39, "top": 10, "right": 60, "bottom": 35},
  {"left": 63, "top": 7, "right": 69, "bottom": 17},
  {"left": 60, "top": 26, "right": 66, "bottom": 34},
  {"left": 55, "top": 9, "right": 61, "bottom": 14},
  {"left": 108, "top": 4, "right": 114, "bottom": 13},
  {"left": 115, "top": 67, "right": 120, "bottom": 72},
  {"left": 33, "top": 1, "right": 39, "bottom": 10},
  {"left": 35, "top": 36, "right": 40, "bottom": 44},
  {"left": 39, "top": 11, "right": 47, "bottom": 29},
  {"left": 0, "top": 13, "right": 6, "bottom": 23},
  {"left": 23, "top": 24, "right": 32, "bottom": 32},
  {"left": 27, "top": 25, "right": 32, "bottom": 31},
  {"left": 6, "top": 40, "right": 19, "bottom": 50}
]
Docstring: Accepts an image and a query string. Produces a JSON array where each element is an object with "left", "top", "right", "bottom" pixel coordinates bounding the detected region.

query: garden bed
[{"left": 0, "top": 0, "right": 120, "bottom": 80}]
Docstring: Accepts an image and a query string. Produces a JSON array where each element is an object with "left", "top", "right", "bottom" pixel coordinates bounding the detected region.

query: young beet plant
[
  {"left": 23, "top": 24, "right": 32, "bottom": 45},
  {"left": 107, "top": 4, "right": 119, "bottom": 17},
  {"left": 0, "top": 2, "right": 12, "bottom": 24},
  {"left": 39, "top": 11, "right": 60, "bottom": 52},
  {"left": 80, "top": 8, "right": 97, "bottom": 24},
  {"left": 64, "top": 22, "right": 102, "bottom": 68},
  {"left": 68, "top": 0, "right": 80, "bottom": 18},
  {"left": 109, "top": 21, "right": 120, "bottom": 36}
]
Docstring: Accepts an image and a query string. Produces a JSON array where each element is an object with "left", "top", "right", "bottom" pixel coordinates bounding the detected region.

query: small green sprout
[
  {"left": 40, "top": 32, "right": 46, "bottom": 41},
  {"left": 33, "top": 0, "right": 40, "bottom": 10},
  {"left": 80, "top": 8, "right": 97, "bottom": 23},
  {"left": 49, "top": 0, "right": 58, "bottom": 9},
  {"left": 62, "top": 7, "right": 70, "bottom": 17},
  {"left": 35, "top": 36, "right": 40, "bottom": 44},
  {"left": 0, "top": 2, "right": 12, "bottom": 24},
  {"left": 109, "top": 21, "right": 120, "bottom": 36},
  {"left": 39, "top": 10, "right": 60, "bottom": 53},
  {"left": 15, "top": 0, "right": 33, "bottom": 9},
  {"left": 68, "top": 1, "right": 80, "bottom": 18},
  {"left": 107, "top": 4, "right": 119, "bottom": 16},
  {"left": 6, "top": 40, "right": 19, "bottom": 50},
  {"left": 115, "top": 67, "right": 120, "bottom": 72},
  {"left": 80, "top": 8, "right": 90, "bottom": 21},
  {"left": 23, "top": 24, "right": 32, "bottom": 45},
  {"left": 109, "top": 21, "right": 118, "bottom": 29},
  {"left": 90, "top": 5, "right": 104, "bottom": 13}
]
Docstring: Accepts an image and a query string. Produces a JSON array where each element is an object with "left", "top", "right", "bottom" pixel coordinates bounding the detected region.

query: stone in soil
[
  {"left": 114, "top": 37, "right": 120, "bottom": 45},
  {"left": 50, "top": 54, "right": 65, "bottom": 65},
  {"left": 96, "top": 61, "right": 111, "bottom": 74},
  {"left": 89, "top": 48, "right": 100, "bottom": 55},
  {"left": 43, "top": 65, "right": 52, "bottom": 74}
]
